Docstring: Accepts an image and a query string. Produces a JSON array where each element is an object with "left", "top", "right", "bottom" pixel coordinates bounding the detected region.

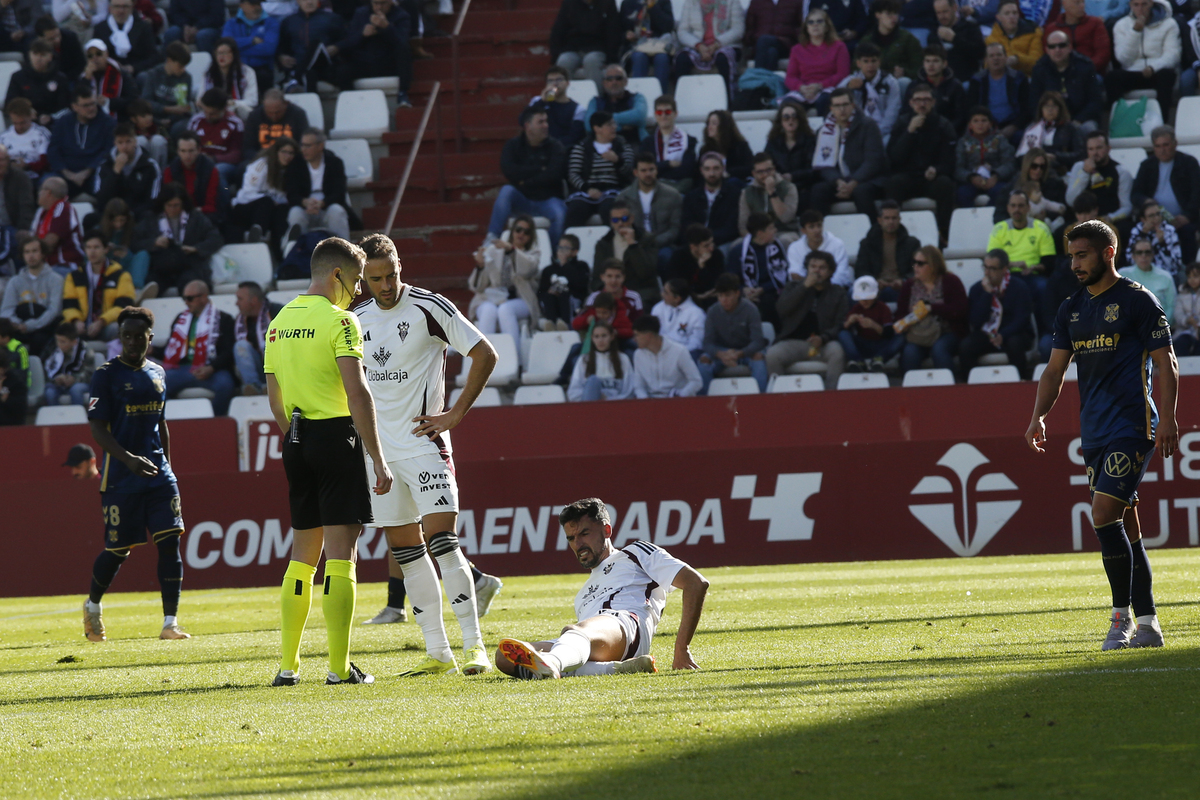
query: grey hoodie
[{"left": 0, "top": 265, "right": 64, "bottom": 333}]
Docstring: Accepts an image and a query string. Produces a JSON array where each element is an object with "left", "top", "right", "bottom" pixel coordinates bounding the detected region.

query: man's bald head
[{"left": 183, "top": 280, "right": 210, "bottom": 314}]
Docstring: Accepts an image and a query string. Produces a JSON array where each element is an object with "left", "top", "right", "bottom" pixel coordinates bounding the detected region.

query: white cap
[
  {"left": 852, "top": 275, "right": 878, "bottom": 302},
  {"left": 84, "top": 38, "right": 107, "bottom": 53}
]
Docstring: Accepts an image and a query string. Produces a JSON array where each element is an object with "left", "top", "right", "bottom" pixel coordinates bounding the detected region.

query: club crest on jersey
[
  {"left": 1104, "top": 304, "right": 1120, "bottom": 323},
  {"left": 603, "top": 563, "right": 614, "bottom": 575},
  {"left": 397, "top": 321, "right": 410, "bottom": 342},
  {"left": 152, "top": 377, "right": 164, "bottom": 393},
  {"left": 371, "top": 345, "right": 391, "bottom": 367}
]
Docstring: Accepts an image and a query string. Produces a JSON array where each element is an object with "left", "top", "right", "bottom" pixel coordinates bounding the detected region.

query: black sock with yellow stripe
[{"left": 89, "top": 549, "right": 129, "bottom": 604}]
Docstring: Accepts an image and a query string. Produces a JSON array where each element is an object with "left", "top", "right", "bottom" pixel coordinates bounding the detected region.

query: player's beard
[
  {"left": 1074, "top": 261, "right": 1107, "bottom": 286},
  {"left": 575, "top": 547, "right": 600, "bottom": 570}
]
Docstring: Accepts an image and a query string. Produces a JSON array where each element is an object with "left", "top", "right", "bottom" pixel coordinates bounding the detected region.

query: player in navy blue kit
[
  {"left": 83, "top": 307, "right": 191, "bottom": 642},
  {"left": 1026, "top": 220, "right": 1179, "bottom": 650}
]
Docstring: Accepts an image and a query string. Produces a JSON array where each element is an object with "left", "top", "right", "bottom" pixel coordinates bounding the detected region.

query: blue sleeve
[
  {"left": 88, "top": 366, "right": 112, "bottom": 422},
  {"left": 1050, "top": 295, "right": 1073, "bottom": 351},
  {"left": 1135, "top": 287, "right": 1172, "bottom": 352}
]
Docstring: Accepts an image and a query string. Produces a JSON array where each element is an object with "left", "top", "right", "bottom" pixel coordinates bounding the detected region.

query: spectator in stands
[
  {"left": 491, "top": 107, "right": 568, "bottom": 247},
  {"left": 550, "top": 0, "right": 623, "bottom": 89},
  {"left": 567, "top": 319, "right": 635, "bottom": 400},
  {"left": 764, "top": 100, "right": 816, "bottom": 205},
  {"left": 1042, "top": 0, "right": 1111, "bottom": 73},
  {"left": 233, "top": 279, "right": 275, "bottom": 395},
  {"left": 783, "top": 8, "right": 850, "bottom": 115},
  {"left": 955, "top": 107, "right": 1015, "bottom": 207},
  {"left": 189, "top": 89, "right": 245, "bottom": 185},
  {"left": 639, "top": 95, "right": 696, "bottom": 192},
  {"left": 733, "top": 212, "right": 788, "bottom": 325},
  {"left": 99, "top": 198, "right": 148, "bottom": 289},
  {"left": 1127, "top": 199, "right": 1183, "bottom": 280},
  {"left": 765, "top": 249, "right": 848, "bottom": 386},
  {"left": 738, "top": 153, "right": 800, "bottom": 247},
  {"left": 1132, "top": 125, "right": 1200, "bottom": 265},
  {"left": 34, "top": 16, "right": 86, "bottom": 83},
  {"left": 47, "top": 84, "right": 115, "bottom": 199},
  {"left": 837, "top": 41, "right": 901, "bottom": 143},
  {"left": 674, "top": 0, "right": 745, "bottom": 100},
  {"left": 1018, "top": 147, "right": 1067, "bottom": 228},
  {"left": 32, "top": 177, "right": 84, "bottom": 274},
  {"left": 652, "top": 277, "right": 706, "bottom": 353},
  {"left": 6, "top": 39, "right": 71, "bottom": 127},
  {"left": 533, "top": 66, "right": 586, "bottom": 149},
  {"left": 161, "top": 278, "right": 236, "bottom": 415},
  {"left": 1185, "top": 14, "right": 1200, "bottom": 99},
  {"left": 681, "top": 152, "right": 741, "bottom": 247},
  {"left": 860, "top": 0, "right": 921, "bottom": 79},
  {"left": 93, "top": 122, "right": 160, "bottom": 224},
  {"left": 1172, "top": 261, "right": 1200, "bottom": 355},
  {"left": 163, "top": 0, "right": 227, "bottom": 55},
  {"left": 538, "top": 234, "right": 590, "bottom": 331},
  {"left": 838, "top": 274, "right": 894, "bottom": 372},
  {"left": 578, "top": 258, "right": 643, "bottom": 336},
  {"left": 810, "top": 88, "right": 886, "bottom": 217},
  {"left": 958, "top": 248, "right": 1033, "bottom": 378},
  {"left": 0, "top": 315, "right": 29, "bottom": 378},
  {"left": 987, "top": 190, "right": 1056, "bottom": 304},
  {"left": 0, "top": 239, "right": 63, "bottom": 356},
  {"left": 285, "top": 127, "right": 349, "bottom": 239},
  {"left": 893, "top": 244, "right": 967, "bottom": 372},
  {"left": 585, "top": 65, "right": 647, "bottom": 143},
  {"left": 94, "top": 0, "right": 159, "bottom": 76},
  {"left": 0, "top": 348, "right": 27, "bottom": 425},
  {"left": 81, "top": 38, "right": 138, "bottom": 120},
  {"left": 1029, "top": 32, "right": 1104, "bottom": 136},
  {"left": 1121, "top": 233, "right": 1177, "bottom": 318},
  {"left": 966, "top": 43, "right": 1030, "bottom": 139},
  {"left": 566, "top": 110, "right": 635, "bottom": 229},
  {"left": 617, "top": 153, "right": 682, "bottom": 267},
  {"left": 163, "top": 131, "right": 222, "bottom": 219},
  {"left": 206, "top": 39, "right": 259, "bottom": 120},
  {"left": 244, "top": 89, "right": 308, "bottom": 163},
  {"left": 127, "top": 98, "right": 167, "bottom": 166},
  {"left": 1065, "top": 131, "right": 1132, "bottom": 224},
  {"left": 700, "top": 110, "right": 754, "bottom": 181},
  {"left": 632, "top": 313, "right": 702, "bottom": 397},
  {"left": 42, "top": 321, "right": 93, "bottom": 406},
  {"left": 134, "top": 182, "right": 223, "bottom": 293},
  {"left": 593, "top": 198, "right": 658, "bottom": 303},
  {"left": 468, "top": 215, "right": 542, "bottom": 340},
  {"left": 886, "top": 83, "right": 956, "bottom": 241},
  {"left": 698, "top": 272, "right": 767, "bottom": 392},
  {"left": 1108, "top": 0, "right": 1179, "bottom": 105},
  {"left": 905, "top": 44, "right": 966, "bottom": 130},
  {"left": 1018, "top": 90, "right": 1084, "bottom": 173},
  {"left": 0, "top": 144, "right": 36, "bottom": 240},
  {"left": 0, "top": 1, "right": 33, "bottom": 54},
  {"left": 985, "top": 1, "right": 1042, "bottom": 76},
  {"left": 667, "top": 224, "right": 725, "bottom": 304},
  {"left": 232, "top": 135, "right": 295, "bottom": 248},
  {"left": 855, "top": 200, "right": 919, "bottom": 300},
  {"left": 225, "top": 0, "right": 282, "bottom": 101},
  {"left": 140, "top": 41, "right": 194, "bottom": 135},
  {"left": 932, "top": 0, "right": 986, "bottom": 86},
  {"left": 277, "top": 0, "right": 344, "bottom": 93},
  {"left": 743, "top": 0, "right": 803, "bottom": 75},
  {"left": 336, "top": 0, "right": 413, "bottom": 106},
  {"left": 785, "top": 209, "right": 851, "bottom": 286},
  {"left": 62, "top": 230, "right": 135, "bottom": 340},
  {"left": 0, "top": 102, "right": 51, "bottom": 188},
  {"left": 620, "top": 0, "right": 677, "bottom": 96},
  {"left": 811, "top": 0, "right": 868, "bottom": 46}
]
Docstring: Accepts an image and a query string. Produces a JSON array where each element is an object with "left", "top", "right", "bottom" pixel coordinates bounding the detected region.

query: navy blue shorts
[
  {"left": 1083, "top": 438, "right": 1155, "bottom": 508},
  {"left": 100, "top": 483, "right": 184, "bottom": 550}
]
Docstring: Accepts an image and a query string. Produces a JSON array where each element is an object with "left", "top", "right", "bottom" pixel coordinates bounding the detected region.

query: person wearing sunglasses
[
  {"left": 1016, "top": 147, "right": 1067, "bottom": 228},
  {"left": 468, "top": 214, "right": 543, "bottom": 342},
  {"left": 1042, "top": 0, "right": 1110, "bottom": 74},
  {"left": 1029, "top": 29, "right": 1105, "bottom": 133},
  {"left": 638, "top": 95, "right": 697, "bottom": 192},
  {"left": 764, "top": 100, "right": 817, "bottom": 203},
  {"left": 1120, "top": 233, "right": 1177, "bottom": 322},
  {"left": 160, "top": 277, "right": 237, "bottom": 416},
  {"left": 583, "top": 64, "right": 649, "bottom": 143},
  {"left": 783, "top": 9, "right": 850, "bottom": 113},
  {"left": 592, "top": 198, "right": 659, "bottom": 304},
  {"left": 891, "top": 244, "right": 967, "bottom": 373}
]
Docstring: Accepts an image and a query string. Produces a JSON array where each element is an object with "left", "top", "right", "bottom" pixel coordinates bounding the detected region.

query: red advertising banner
[{"left": 4, "top": 381, "right": 1198, "bottom": 598}]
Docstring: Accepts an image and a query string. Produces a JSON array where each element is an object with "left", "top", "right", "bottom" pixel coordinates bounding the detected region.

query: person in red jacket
[
  {"left": 573, "top": 259, "right": 643, "bottom": 340},
  {"left": 1042, "top": 0, "right": 1112, "bottom": 73},
  {"left": 186, "top": 88, "right": 244, "bottom": 187},
  {"left": 161, "top": 131, "right": 221, "bottom": 219},
  {"left": 743, "top": 0, "right": 805, "bottom": 73}
]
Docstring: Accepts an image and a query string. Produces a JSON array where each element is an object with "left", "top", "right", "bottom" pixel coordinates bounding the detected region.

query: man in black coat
[
  {"left": 487, "top": 106, "right": 567, "bottom": 245},
  {"left": 34, "top": 16, "right": 86, "bottom": 83},
  {"left": 333, "top": 0, "right": 412, "bottom": 105},
  {"left": 549, "top": 0, "right": 623, "bottom": 88},
  {"left": 285, "top": 128, "right": 350, "bottom": 240},
  {"left": 884, "top": 85, "right": 957, "bottom": 241},
  {"left": 1132, "top": 126, "right": 1200, "bottom": 264},
  {"left": 932, "top": 0, "right": 985, "bottom": 84},
  {"left": 1029, "top": 31, "right": 1105, "bottom": 132},
  {"left": 681, "top": 152, "right": 743, "bottom": 247},
  {"left": 5, "top": 39, "right": 71, "bottom": 126},
  {"left": 93, "top": 0, "right": 162, "bottom": 77},
  {"left": 93, "top": 122, "right": 161, "bottom": 221},
  {"left": 855, "top": 200, "right": 921, "bottom": 301}
]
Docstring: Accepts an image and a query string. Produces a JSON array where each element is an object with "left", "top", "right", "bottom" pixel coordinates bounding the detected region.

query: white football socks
[
  {"left": 163, "top": 615, "right": 177, "bottom": 628},
  {"left": 434, "top": 548, "right": 483, "bottom": 649},
  {"left": 1136, "top": 614, "right": 1160, "bottom": 630},
  {"left": 547, "top": 629, "right": 591, "bottom": 674},
  {"left": 86, "top": 600, "right": 101, "bottom": 613},
  {"left": 399, "top": 552, "right": 453, "bottom": 662},
  {"left": 571, "top": 661, "right": 617, "bottom": 677}
]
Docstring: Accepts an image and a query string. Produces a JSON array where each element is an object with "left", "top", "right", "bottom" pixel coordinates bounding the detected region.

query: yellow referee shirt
[
  {"left": 986, "top": 219, "right": 1056, "bottom": 273},
  {"left": 264, "top": 295, "right": 364, "bottom": 419}
]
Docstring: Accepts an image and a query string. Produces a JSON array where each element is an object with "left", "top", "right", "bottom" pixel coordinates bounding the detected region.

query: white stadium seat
[
  {"left": 165, "top": 398, "right": 214, "bottom": 420},
  {"left": 566, "top": 81, "right": 598, "bottom": 108},
  {"left": 457, "top": 333, "right": 519, "bottom": 386},
  {"left": 1175, "top": 97, "right": 1200, "bottom": 144},
  {"left": 354, "top": 76, "right": 400, "bottom": 92},
  {"left": 1108, "top": 98, "right": 1163, "bottom": 150},
  {"left": 769, "top": 374, "right": 824, "bottom": 392},
  {"left": 325, "top": 139, "right": 374, "bottom": 190},
  {"left": 565, "top": 225, "right": 608, "bottom": 271},
  {"left": 185, "top": 52, "right": 212, "bottom": 100},
  {"left": 513, "top": 385, "right": 567, "bottom": 405},
  {"left": 228, "top": 396, "right": 275, "bottom": 470},
  {"left": 289, "top": 92, "right": 325, "bottom": 132},
  {"left": 836, "top": 373, "right": 889, "bottom": 390},
  {"left": 822, "top": 214, "right": 871, "bottom": 265},
  {"left": 738, "top": 119, "right": 773, "bottom": 155},
  {"left": 902, "top": 210, "right": 939, "bottom": 248},
  {"left": 1108, "top": 147, "right": 1148, "bottom": 176},
  {"left": 450, "top": 386, "right": 502, "bottom": 407},
  {"left": 761, "top": 321, "right": 775, "bottom": 346},
  {"left": 968, "top": 365, "right": 1021, "bottom": 384},
  {"left": 36, "top": 405, "right": 88, "bottom": 425},
  {"left": 706, "top": 377, "right": 760, "bottom": 395},
  {"left": 522, "top": 331, "right": 577, "bottom": 385},
  {"left": 945, "top": 208, "right": 996, "bottom": 260},
  {"left": 27, "top": 356, "right": 45, "bottom": 406},
  {"left": 73, "top": 202, "right": 95, "bottom": 222},
  {"left": 213, "top": 244, "right": 273, "bottom": 294},
  {"left": 625, "top": 77, "right": 663, "bottom": 123},
  {"left": 675, "top": 75, "right": 727, "bottom": 121},
  {"left": 947, "top": 259, "right": 984, "bottom": 291},
  {"left": 902, "top": 368, "right": 955, "bottom": 387},
  {"left": 142, "top": 298, "right": 187, "bottom": 347},
  {"left": 330, "top": 90, "right": 390, "bottom": 140},
  {"left": 1175, "top": 355, "right": 1200, "bottom": 375},
  {"left": 1032, "top": 362, "right": 1078, "bottom": 381}
]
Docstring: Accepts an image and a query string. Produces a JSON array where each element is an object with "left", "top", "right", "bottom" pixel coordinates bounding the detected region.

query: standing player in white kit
[{"left": 355, "top": 233, "right": 499, "bottom": 675}]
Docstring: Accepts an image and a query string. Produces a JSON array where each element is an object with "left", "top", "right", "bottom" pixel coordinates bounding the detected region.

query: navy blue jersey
[
  {"left": 1051, "top": 276, "right": 1171, "bottom": 450},
  {"left": 87, "top": 358, "right": 177, "bottom": 493}
]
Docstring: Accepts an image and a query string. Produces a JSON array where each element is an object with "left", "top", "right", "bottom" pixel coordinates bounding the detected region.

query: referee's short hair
[
  {"left": 358, "top": 232, "right": 398, "bottom": 266},
  {"left": 1066, "top": 219, "right": 1118, "bottom": 254},
  {"left": 310, "top": 237, "right": 366, "bottom": 278},
  {"left": 559, "top": 498, "right": 611, "bottom": 529}
]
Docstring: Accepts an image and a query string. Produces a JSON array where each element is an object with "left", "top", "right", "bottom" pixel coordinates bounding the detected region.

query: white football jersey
[
  {"left": 355, "top": 286, "right": 485, "bottom": 461},
  {"left": 574, "top": 540, "right": 688, "bottom": 626}
]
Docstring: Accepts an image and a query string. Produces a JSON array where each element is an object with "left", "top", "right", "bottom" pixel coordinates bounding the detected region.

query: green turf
[{"left": 2, "top": 550, "right": 1199, "bottom": 800}]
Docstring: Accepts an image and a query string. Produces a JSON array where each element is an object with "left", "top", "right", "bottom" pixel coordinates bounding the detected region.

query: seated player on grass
[{"left": 496, "top": 497, "right": 709, "bottom": 679}]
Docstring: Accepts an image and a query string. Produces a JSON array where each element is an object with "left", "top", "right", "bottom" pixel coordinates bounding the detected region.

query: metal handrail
[
  {"left": 450, "top": 0, "right": 473, "bottom": 153},
  {"left": 383, "top": 81, "right": 441, "bottom": 234}
]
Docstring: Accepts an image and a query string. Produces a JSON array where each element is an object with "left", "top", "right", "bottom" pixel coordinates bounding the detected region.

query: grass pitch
[{"left": 2, "top": 551, "right": 1199, "bottom": 800}]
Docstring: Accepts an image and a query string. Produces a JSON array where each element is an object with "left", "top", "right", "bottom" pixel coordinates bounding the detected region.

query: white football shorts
[
  {"left": 366, "top": 452, "right": 459, "bottom": 527},
  {"left": 599, "top": 608, "right": 655, "bottom": 660}
]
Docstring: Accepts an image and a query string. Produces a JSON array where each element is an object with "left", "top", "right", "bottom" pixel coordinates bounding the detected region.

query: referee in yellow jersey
[{"left": 264, "top": 237, "right": 394, "bottom": 687}]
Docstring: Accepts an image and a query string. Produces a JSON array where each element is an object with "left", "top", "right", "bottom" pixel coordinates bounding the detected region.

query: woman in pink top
[{"left": 784, "top": 9, "right": 851, "bottom": 114}]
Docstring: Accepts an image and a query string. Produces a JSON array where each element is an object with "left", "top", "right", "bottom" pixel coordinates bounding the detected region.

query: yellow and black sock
[
  {"left": 322, "top": 559, "right": 357, "bottom": 681},
  {"left": 280, "top": 560, "right": 316, "bottom": 674}
]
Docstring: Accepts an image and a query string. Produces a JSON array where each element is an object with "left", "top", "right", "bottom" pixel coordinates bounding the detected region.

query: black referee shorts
[{"left": 282, "top": 416, "right": 374, "bottom": 530}]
